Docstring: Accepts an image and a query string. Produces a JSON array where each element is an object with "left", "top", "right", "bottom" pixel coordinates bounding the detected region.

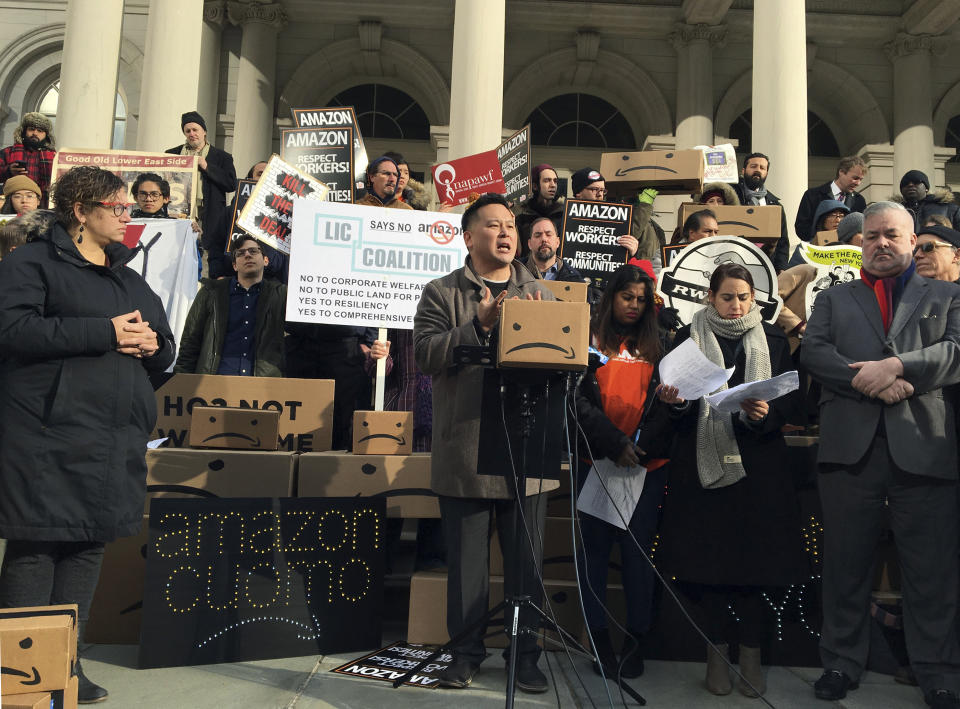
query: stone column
[
  {"left": 886, "top": 33, "right": 936, "bottom": 187},
  {"left": 228, "top": 1, "right": 287, "bottom": 176},
  {"left": 447, "top": 0, "right": 505, "bottom": 161},
  {"left": 137, "top": 0, "right": 205, "bottom": 151},
  {"left": 857, "top": 143, "right": 896, "bottom": 206},
  {"left": 751, "top": 0, "right": 807, "bottom": 237},
  {"left": 671, "top": 23, "right": 725, "bottom": 150},
  {"left": 198, "top": 0, "right": 227, "bottom": 134},
  {"left": 57, "top": 0, "right": 124, "bottom": 148}
]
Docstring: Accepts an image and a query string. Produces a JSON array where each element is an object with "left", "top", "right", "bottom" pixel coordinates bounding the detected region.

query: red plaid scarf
[{"left": 859, "top": 262, "right": 915, "bottom": 332}]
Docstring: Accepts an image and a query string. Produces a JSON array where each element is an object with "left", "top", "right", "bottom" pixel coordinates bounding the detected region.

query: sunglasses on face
[{"left": 914, "top": 241, "right": 955, "bottom": 254}]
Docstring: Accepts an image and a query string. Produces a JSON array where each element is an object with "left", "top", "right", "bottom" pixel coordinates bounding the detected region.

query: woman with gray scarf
[{"left": 655, "top": 263, "right": 807, "bottom": 698}]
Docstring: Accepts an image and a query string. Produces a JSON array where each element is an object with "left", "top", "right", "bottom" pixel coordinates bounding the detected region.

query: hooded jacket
[
  {"left": 692, "top": 181, "right": 740, "bottom": 206},
  {"left": 401, "top": 178, "right": 432, "bottom": 210},
  {"left": 893, "top": 189, "right": 960, "bottom": 231},
  {"left": 0, "top": 219, "right": 175, "bottom": 541}
]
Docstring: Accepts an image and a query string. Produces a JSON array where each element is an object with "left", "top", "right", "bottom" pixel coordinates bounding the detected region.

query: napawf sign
[
  {"left": 657, "top": 235, "right": 782, "bottom": 326},
  {"left": 125, "top": 219, "right": 199, "bottom": 358},
  {"left": 799, "top": 243, "right": 862, "bottom": 320},
  {"left": 138, "top": 497, "right": 385, "bottom": 668},
  {"left": 52, "top": 148, "right": 199, "bottom": 218},
  {"left": 286, "top": 201, "right": 468, "bottom": 329},
  {"left": 558, "top": 199, "right": 632, "bottom": 289},
  {"left": 236, "top": 155, "right": 329, "bottom": 254},
  {"left": 431, "top": 150, "right": 506, "bottom": 206},
  {"left": 332, "top": 642, "right": 453, "bottom": 688},
  {"left": 497, "top": 125, "right": 531, "bottom": 204},
  {"left": 291, "top": 106, "right": 369, "bottom": 192},
  {"left": 280, "top": 126, "right": 354, "bottom": 203}
]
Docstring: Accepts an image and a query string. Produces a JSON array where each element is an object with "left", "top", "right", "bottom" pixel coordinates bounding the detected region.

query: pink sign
[{"left": 431, "top": 150, "right": 507, "bottom": 206}]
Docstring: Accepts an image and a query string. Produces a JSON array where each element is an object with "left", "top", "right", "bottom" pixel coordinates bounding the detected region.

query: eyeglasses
[
  {"left": 137, "top": 191, "right": 163, "bottom": 200},
  {"left": 93, "top": 201, "right": 130, "bottom": 217},
  {"left": 11, "top": 191, "right": 38, "bottom": 201},
  {"left": 582, "top": 187, "right": 607, "bottom": 197},
  {"left": 914, "top": 241, "right": 955, "bottom": 254},
  {"left": 234, "top": 247, "right": 262, "bottom": 257}
]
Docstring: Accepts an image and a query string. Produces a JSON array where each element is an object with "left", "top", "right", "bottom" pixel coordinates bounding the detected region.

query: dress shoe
[
  {"left": 77, "top": 660, "right": 108, "bottom": 704},
  {"left": 512, "top": 656, "right": 548, "bottom": 694},
  {"left": 929, "top": 689, "right": 960, "bottom": 708},
  {"left": 737, "top": 644, "right": 765, "bottom": 697},
  {"left": 813, "top": 669, "right": 858, "bottom": 700},
  {"left": 588, "top": 627, "right": 618, "bottom": 677},
  {"left": 619, "top": 632, "right": 645, "bottom": 679},
  {"left": 705, "top": 642, "right": 732, "bottom": 695},
  {"left": 437, "top": 658, "right": 479, "bottom": 689}
]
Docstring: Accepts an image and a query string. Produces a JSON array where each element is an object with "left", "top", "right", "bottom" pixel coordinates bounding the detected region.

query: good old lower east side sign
[{"left": 138, "top": 497, "right": 386, "bottom": 668}]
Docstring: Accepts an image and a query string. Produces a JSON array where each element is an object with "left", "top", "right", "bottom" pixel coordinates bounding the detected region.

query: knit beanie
[
  {"left": 571, "top": 167, "right": 604, "bottom": 196},
  {"left": 180, "top": 111, "right": 207, "bottom": 132},
  {"left": 531, "top": 164, "right": 555, "bottom": 195},
  {"left": 836, "top": 212, "right": 864, "bottom": 244},
  {"left": 899, "top": 169, "right": 930, "bottom": 191},
  {"left": 917, "top": 224, "right": 960, "bottom": 249}
]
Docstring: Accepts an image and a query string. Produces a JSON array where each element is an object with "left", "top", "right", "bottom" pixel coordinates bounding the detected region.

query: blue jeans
[{"left": 576, "top": 461, "right": 666, "bottom": 633}]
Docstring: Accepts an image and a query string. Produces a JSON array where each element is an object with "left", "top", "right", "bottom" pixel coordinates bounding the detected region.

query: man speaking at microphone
[{"left": 414, "top": 193, "right": 554, "bottom": 693}]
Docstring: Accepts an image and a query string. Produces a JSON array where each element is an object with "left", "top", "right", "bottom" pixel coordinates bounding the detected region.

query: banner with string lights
[{"left": 138, "top": 497, "right": 385, "bottom": 668}]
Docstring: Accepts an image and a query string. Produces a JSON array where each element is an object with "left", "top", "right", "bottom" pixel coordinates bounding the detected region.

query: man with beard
[
  {"left": 355, "top": 155, "right": 412, "bottom": 209},
  {"left": 733, "top": 152, "right": 791, "bottom": 272},
  {"left": 898, "top": 170, "right": 960, "bottom": 232},
  {"left": 522, "top": 215, "right": 583, "bottom": 281},
  {"left": 166, "top": 111, "right": 237, "bottom": 278},
  {"left": 514, "top": 164, "right": 564, "bottom": 250},
  {"left": 0, "top": 112, "right": 56, "bottom": 206},
  {"left": 795, "top": 156, "right": 868, "bottom": 241},
  {"left": 801, "top": 201, "right": 960, "bottom": 707}
]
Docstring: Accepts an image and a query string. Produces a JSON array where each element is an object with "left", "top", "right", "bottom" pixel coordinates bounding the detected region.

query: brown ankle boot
[
  {"left": 738, "top": 645, "right": 766, "bottom": 697},
  {"left": 705, "top": 642, "right": 732, "bottom": 695}
]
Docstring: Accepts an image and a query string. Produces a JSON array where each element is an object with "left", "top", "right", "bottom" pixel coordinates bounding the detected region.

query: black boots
[{"left": 76, "top": 659, "right": 108, "bottom": 704}]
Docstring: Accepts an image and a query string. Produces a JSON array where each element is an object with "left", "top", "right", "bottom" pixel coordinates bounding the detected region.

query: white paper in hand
[
  {"left": 658, "top": 338, "right": 734, "bottom": 401},
  {"left": 705, "top": 370, "right": 800, "bottom": 413},
  {"left": 576, "top": 458, "right": 647, "bottom": 530}
]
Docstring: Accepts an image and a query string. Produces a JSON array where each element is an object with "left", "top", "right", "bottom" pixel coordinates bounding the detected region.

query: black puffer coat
[{"left": 0, "top": 221, "right": 175, "bottom": 542}]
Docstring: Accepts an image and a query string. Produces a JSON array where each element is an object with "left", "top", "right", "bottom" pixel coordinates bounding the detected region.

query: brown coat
[
  {"left": 355, "top": 191, "right": 413, "bottom": 209},
  {"left": 777, "top": 264, "right": 817, "bottom": 353},
  {"left": 413, "top": 257, "right": 558, "bottom": 498}
]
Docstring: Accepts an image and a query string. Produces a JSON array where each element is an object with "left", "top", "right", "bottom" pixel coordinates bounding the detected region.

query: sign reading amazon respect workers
[{"left": 286, "top": 201, "right": 468, "bottom": 329}]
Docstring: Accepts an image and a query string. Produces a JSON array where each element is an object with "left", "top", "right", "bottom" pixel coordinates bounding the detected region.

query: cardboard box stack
[{"left": 0, "top": 605, "right": 79, "bottom": 709}]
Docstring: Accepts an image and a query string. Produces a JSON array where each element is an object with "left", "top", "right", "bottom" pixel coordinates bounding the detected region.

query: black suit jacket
[
  {"left": 795, "top": 180, "right": 866, "bottom": 241},
  {"left": 165, "top": 144, "right": 237, "bottom": 277},
  {"left": 733, "top": 180, "right": 790, "bottom": 273}
]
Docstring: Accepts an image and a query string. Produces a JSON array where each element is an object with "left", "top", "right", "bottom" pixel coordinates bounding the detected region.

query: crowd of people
[{"left": 0, "top": 106, "right": 959, "bottom": 709}]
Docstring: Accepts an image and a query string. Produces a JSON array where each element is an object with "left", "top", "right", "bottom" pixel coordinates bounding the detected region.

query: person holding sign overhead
[
  {"left": 655, "top": 262, "right": 806, "bottom": 698},
  {"left": 414, "top": 193, "right": 554, "bottom": 693}
]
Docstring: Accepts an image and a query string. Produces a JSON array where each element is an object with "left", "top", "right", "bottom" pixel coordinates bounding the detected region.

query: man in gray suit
[{"left": 802, "top": 201, "right": 960, "bottom": 707}]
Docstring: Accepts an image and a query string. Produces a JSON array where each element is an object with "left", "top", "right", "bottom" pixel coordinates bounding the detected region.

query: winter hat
[
  {"left": 180, "top": 111, "right": 207, "bottom": 132},
  {"left": 899, "top": 169, "right": 930, "bottom": 191},
  {"left": 627, "top": 258, "right": 656, "bottom": 282},
  {"left": 836, "top": 212, "right": 864, "bottom": 244},
  {"left": 571, "top": 167, "right": 605, "bottom": 196},
  {"left": 20, "top": 112, "right": 53, "bottom": 135},
  {"left": 366, "top": 155, "right": 399, "bottom": 176},
  {"left": 3, "top": 175, "right": 41, "bottom": 198},
  {"left": 917, "top": 224, "right": 960, "bottom": 249}
]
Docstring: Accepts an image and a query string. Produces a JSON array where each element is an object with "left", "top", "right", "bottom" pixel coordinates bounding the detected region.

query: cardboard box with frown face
[
  {"left": 298, "top": 452, "right": 437, "bottom": 518},
  {"left": 189, "top": 406, "right": 280, "bottom": 450},
  {"left": 152, "top": 374, "right": 334, "bottom": 452},
  {"left": 498, "top": 300, "right": 589, "bottom": 370},
  {"left": 540, "top": 280, "right": 588, "bottom": 303},
  {"left": 814, "top": 229, "right": 838, "bottom": 246},
  {"left": 0, "top": 605, "right": 77, "bottom": 697},
  {"left": 352, "top": 411, "right": 413, "bottom": 455},
  {"left": 601, "top": 149, "right": 704, "bottom": 196},
  {"left": 679, "top": 203, "right": 783, "bottom": 242}
]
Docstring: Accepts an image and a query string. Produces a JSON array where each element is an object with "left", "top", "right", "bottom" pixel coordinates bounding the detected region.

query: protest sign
[
  {"left": 799, "top": 243, "right": 862, "bottom": 319},
  {"left": 291, "top": 106, "right": 368, "bottom": 192},
  {"left": 657, "top": 236, "right": 782, "bottom": 325},
  {"left": 431, "top": 150, "right": 506, "bottom": 206},
  {"left": 332, "top": 642, "right": 452, "bottom": 688},
  {"left": 558, "top": 198, "right": 632, "bottom": 289},
  {"left": 236, "top": 155, "right": 329, "bottom": 254},
  {"left": 125, "top": 219, "right": 198, "bottom": 356},
  {"left": 497, "top": 125, "right": 531, "bottom": 204},
  {"left": 281, "top": 126, "right": 354, "bottom": 203},
  {"left": 694, "top": 143, "right": 739, "bottom": 184},
  {"left": 138, "top": 496, "right": 385, "bottom": 668},
  {"left": 286, "top": 201, "right": 468, "bottom": 329},
  {"left": 52, "top": 148, "right": 198, "bottom": 218},
  {"left": 226, "top": 179, "right": 257, "bottom": 251}
]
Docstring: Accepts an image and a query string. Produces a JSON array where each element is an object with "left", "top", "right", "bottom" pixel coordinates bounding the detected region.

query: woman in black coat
[
  {"left": 0, "top": 167, "right": 175, "bottom": 702},
  {"left": 656, "top": 263, "right": 807, "bottom": 698}
]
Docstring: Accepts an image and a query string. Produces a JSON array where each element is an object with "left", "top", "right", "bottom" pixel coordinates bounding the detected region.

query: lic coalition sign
[{"left": 286, "top": 201, "right": 469, "bottom": 329}]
